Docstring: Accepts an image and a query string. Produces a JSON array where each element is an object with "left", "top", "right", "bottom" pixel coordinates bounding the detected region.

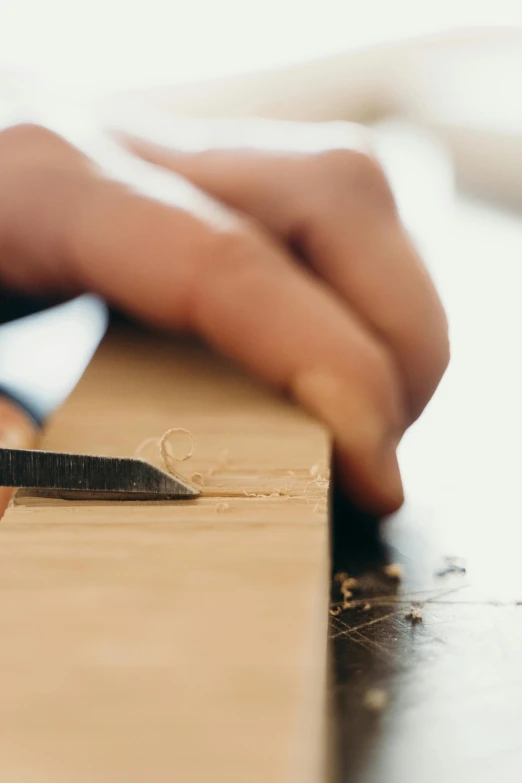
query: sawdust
[
  {"left": 363, "top": 603, "right": 372, "bottom": 611},
  {"left": 135, "top": 428, "right": 196, "bottom": 477},
  {"left": 340, "top": 577, "right": 358, "bottom": 593},
  {"left": 135, "top": 433, "right": 329, "bottom": 503},
  {"left": 383, "top": 563, "right": 404, "bottom": 581}
]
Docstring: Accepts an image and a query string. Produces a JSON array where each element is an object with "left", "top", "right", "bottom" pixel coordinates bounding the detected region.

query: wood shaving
[
  {"left": 215, "top": 502, "right": 229, "bottom": 513},
  {"left": 363, "top": 688, "right": 388, "bottom": 713},
  {"left": 329, "top": 606, "right": 342, "bottom": 617},
  {"left": 383, "top": 563, "right": 404, "bottom": 580},
  {"left": 340, "top": 577, "right": 358, "bottom": 594},
  {"left": 334, "top": 572, "right": 349, "bottom": 583},
  {"left": 363, "top": 603, "right": 372, "bottom": 611},
  {"left": 305, "top": 477, "right": 330, "bottom": 492},
  {"left": 159, "top": 427, "right": 196, "bottom": 473},
  {"left": 405, "top": 606, "right": 423, "bottom": 624},
  {"left": 342, "top": 600, "right": 356, "bottom": 610}
]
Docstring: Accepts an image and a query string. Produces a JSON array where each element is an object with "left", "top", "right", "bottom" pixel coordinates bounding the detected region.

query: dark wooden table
[{"left": 329, "top": 190, "right": 522, "bottom": 783}]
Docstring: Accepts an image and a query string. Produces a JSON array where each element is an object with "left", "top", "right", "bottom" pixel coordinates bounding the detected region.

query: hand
[{"left": 0, "top": 120, "right": 449, "bottom": 515}]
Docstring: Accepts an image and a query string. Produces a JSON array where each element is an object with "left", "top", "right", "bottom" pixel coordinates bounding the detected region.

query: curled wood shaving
[{"left": 160, "top": 428, "right": 196, "bottom": 472}]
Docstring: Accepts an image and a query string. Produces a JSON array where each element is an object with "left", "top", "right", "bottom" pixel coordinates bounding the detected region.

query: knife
[{"left": 0, "top": 296, "right": 198, "bottom": 511}]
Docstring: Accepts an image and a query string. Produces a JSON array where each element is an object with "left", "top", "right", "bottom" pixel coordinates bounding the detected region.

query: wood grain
[{"left": 0, "top": 326, "right": 330, "bottom": 783}]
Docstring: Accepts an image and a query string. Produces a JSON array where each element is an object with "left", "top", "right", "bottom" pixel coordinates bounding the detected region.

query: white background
[{"left": 1, "top": 0, "right": 522, "bottom": 88}]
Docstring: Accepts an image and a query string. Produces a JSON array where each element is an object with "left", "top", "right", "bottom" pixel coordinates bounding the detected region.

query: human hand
[{"left": 0, "top": 120, "right": 448, "bottom": 515}]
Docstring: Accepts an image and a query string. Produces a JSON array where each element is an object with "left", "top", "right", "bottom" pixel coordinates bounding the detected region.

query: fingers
[
  {"left": 0, "top": 123, "right": 407, "bottom": 513},
  {"left": 119, "top": 130, "right": 449, "bottom": 422},
  {"left": 66, "top": 163, "right": 405, "bottom": 513}
]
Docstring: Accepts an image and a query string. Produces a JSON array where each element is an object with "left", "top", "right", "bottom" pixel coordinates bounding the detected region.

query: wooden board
[{"left": 0, "top": 326, "right": 330, "bottom": 783}]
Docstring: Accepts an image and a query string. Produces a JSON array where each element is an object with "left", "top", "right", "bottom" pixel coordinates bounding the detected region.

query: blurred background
[{"left": 0, "top": 2, "right": 521, "bottom": 89}]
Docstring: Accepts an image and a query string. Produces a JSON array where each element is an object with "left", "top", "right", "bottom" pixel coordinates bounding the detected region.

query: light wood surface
[
  {"left": 0, "top": 326, "right": 330, "bottom": 783},
  {"left": 0, "top": 397, "right": 38, "bottom": 516}
]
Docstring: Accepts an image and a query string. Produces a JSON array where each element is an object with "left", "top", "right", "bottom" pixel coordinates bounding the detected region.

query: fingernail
[{"left": 293, "top": 369, "right": 403, "bottom": 510}]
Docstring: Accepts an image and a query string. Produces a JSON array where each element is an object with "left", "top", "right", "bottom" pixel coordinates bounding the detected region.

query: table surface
[{"left": 329, "top": 188, "right": 522, "bottom": 782}]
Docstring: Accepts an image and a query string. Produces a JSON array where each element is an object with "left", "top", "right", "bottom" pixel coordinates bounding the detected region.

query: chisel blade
[{"left": 0, "top": 447, "right": 199, "bottom": 500}]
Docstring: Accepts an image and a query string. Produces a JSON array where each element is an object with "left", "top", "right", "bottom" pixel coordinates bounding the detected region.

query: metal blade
[
  {"left": 0, "top": 447, "right": 199, "bottom": 499},
  {"left": 0, "top": 295, "right": 108, "bottom": 425}
]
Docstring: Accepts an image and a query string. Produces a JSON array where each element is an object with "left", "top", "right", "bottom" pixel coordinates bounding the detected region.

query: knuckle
[{"left": 314, "top": 148, "right": 396, "bottom": 213}]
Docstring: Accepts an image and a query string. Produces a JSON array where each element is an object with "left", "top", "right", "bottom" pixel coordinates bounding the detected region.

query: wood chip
[{"left": 383, "top": 563, "right": 404, "bottom": 580}]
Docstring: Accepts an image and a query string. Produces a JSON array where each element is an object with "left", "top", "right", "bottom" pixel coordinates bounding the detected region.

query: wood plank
[{"left": 0, "top": 326, "right": 330, "bottom": 783}]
